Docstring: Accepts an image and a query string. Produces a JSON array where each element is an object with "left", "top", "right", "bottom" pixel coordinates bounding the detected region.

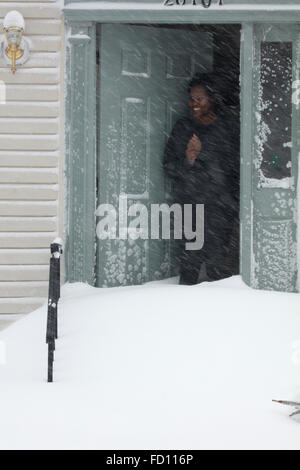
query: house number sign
[{"left": 164, "top": 0, "right": 223, "bottom": 7}]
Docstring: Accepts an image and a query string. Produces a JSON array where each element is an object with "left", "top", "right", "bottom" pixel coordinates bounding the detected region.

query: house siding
[{"left": 0, "top": 0, "right": 64, "bottom": 314}]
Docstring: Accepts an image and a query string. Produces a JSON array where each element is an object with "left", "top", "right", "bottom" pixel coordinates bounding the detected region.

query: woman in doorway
[{"left": 163, "top": 74, "right": 239, "bottom": 285}]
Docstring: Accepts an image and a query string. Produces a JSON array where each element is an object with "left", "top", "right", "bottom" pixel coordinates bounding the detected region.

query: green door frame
[{"left": 64, "top": 3, "right": 300, "bottom": 288}]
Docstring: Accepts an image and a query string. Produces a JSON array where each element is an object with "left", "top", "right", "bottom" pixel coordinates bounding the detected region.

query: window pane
[{"left": 260, "top": 42, "right": 292, "bottom": 180}]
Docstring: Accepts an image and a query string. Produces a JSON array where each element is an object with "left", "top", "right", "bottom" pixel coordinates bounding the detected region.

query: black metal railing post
[{"left": 46, "top": 240, "right": 63, "bottom": 383}]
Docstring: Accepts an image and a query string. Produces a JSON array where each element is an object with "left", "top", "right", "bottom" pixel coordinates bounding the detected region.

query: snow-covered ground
[
  {"left": 0, "top": 276, "right": 300, "bottom": 450},
  {"left": 0, "top": 315, "right": 24, "bottom": 332}
]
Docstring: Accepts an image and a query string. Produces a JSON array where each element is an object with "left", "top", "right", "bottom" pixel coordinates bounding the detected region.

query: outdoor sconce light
[{"left": 1, "top": 11, "right": 30, "bottom": 74}]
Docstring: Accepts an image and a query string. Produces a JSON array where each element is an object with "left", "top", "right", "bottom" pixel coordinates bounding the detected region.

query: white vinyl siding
[{"left": 0, "top": 0, "right": 63, "bottom": 315}]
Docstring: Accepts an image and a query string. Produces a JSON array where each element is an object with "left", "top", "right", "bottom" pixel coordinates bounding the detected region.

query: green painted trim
[
  {"left": 65, "top": 22, "right": 97, "bottom": 285},
  {"left": 65, "top": 0, "right": 300, "bottom": 4},
  {"left": 250, "top": 24, "right": 299, "bottom": 292},
  {"left": 63, "top": 7, "right": 300, "bottom": 23},
  {"left": 240, "top": 22, "right": 254, "bottom": 287}
]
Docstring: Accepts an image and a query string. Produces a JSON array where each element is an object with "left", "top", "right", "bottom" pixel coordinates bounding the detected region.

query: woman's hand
[{"left": 186, "top": 134, "right": 202, "bottom": 165}]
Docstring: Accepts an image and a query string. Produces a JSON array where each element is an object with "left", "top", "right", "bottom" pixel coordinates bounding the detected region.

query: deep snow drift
[{"left": 0, "top": 276, "right": 300, "bottom": 450}]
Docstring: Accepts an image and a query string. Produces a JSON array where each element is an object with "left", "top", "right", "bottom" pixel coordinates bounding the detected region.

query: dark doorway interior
[
  {"left": 211, "top": 24, "right": 241, "bottom": 274},
  {"left": 174, "top": 24, "right": 241, "bottom": 276},
  {"left": 190, "top": 24, "right": 241, "bottom": 275},
  {"left": 142, "top": 23, "right": 241, "bottom": 117},
  {"left": 151, "top": 23, "right": 241, "bottom": 276}
]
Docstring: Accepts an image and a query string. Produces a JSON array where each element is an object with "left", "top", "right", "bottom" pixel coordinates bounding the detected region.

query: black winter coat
[{"left": 163, "top": 114, "right": 240, "bottom": 218}]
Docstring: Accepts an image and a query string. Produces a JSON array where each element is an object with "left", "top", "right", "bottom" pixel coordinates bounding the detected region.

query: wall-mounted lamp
[{"left": 1, "top": 11, "right": 30, "bottom": 74}]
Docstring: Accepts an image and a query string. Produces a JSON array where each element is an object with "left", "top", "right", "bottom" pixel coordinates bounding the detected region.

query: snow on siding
[{"left": 0, "top": 0, "right": 63, "bottom": 314}]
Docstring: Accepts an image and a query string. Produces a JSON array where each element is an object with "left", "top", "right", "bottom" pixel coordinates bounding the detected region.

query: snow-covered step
[
  {"left": 0, "top": 249, "right": 50, "bottom": 265},
  {"left": 0, "top": 281, "right": 48, "bottom": 298},
  {"left": 0, "top": 266, "right": 49, "bottom": 282},
  {"left": 0, "top": 202, "right": 57, "bottom": 217},
  {"left": 0, "top": 152, "right": 58, "bottom": 168},
  {"left": 0, "top": 218, "right": 56, "bottom": 232},
  {"left": 0, "top": 235, "right": 55, "bottom": 249},
  {"left": 2, "top": 279, "right": 300, "bottom": 449}
]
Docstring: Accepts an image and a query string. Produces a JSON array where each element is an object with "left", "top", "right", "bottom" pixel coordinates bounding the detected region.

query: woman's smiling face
[{"left": 188, "top": 85, "right": 214, "bottom": 122}]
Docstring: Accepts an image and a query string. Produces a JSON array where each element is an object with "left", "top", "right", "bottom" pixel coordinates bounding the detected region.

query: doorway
[{"left": 96, "top": 23, "right": 241, "bottom": 287}]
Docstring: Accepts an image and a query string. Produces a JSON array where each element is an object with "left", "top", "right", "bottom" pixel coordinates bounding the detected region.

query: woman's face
[{"left": 188, "top": 85, "right": 214, "bottom": 121}]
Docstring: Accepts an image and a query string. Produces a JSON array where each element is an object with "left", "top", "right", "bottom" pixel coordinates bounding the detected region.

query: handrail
[{"left": 46, "top": 239, "right": 63, "bottom": 383}]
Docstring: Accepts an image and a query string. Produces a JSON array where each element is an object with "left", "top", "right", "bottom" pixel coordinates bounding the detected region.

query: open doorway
[
  {"left": 211, "top": 24, "right": 241, "bottom": 277},
  {"left": 96, "top": 23, "right": 241, "bottom": 287}
]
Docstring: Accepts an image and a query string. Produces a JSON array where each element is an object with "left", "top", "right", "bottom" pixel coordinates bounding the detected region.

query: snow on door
[
  {"left": 250, "top": 25, "right": 299, "bottom": 292},
  {"left": 96, "top": 25, "right": 212, "bottom": 287}
]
